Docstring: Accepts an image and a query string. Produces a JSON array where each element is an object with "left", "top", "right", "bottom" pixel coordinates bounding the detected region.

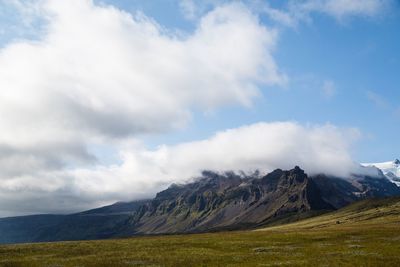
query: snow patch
[{"left": 362, "top": 159, "right": 400, "bottom": 187}]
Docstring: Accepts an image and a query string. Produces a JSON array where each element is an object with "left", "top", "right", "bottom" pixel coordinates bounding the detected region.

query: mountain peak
[{"left": 293, "top": 165, "right": 304, "bottom": 172}]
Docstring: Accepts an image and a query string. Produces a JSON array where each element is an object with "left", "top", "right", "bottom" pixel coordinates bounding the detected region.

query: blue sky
[
  {"left": 94, "top": 0, "right": 400, "bottom": 163},
  {"left": 0, "top": 0, "right": 399, "bottom": 215}
]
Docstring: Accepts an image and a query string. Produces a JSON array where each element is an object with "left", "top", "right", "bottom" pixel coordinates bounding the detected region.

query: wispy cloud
[
  {"left": 322, "top": 80, "right": 336, "bottom": 99},
  {"left": 366, "top": 90, "right": 400, "bottom": 119},
  {"left": 179, "top": 0, "right": 198, "bottom": 20},
  {"left": 248, "top": 0, "right": 396, "bottom": 29},
  {"left": 366, "top": 90, "right": 390, "bottom": 109},
  {"left": 287, "top": 0, "right": 394, "bottom": 23},
  {"left": 179, "top": 0, "right": 395, "bottom": 28}
]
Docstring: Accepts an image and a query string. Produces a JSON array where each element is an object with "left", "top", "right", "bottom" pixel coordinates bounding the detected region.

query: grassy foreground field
[{"left": 1, "top": 198, "right": 399, "bottom": 267}]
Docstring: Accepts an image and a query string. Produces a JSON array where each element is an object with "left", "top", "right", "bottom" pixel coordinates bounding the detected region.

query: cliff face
[
  {"left": 312, "top": 173, "right": 400, "bottom": 209},
  {"left": 127, "top": 167, "right": 333, "bottom": 234}
]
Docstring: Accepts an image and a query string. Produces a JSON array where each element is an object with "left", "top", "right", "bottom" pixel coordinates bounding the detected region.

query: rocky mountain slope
[
  {"left": 125, "top": 167, "right": 333, "bottom": 234},
  {"left": 312, "top": 172, "right": 400, "bottom": 209}
]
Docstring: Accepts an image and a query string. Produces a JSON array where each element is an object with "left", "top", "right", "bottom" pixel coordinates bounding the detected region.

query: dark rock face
[
  {"left": 124, "top": 167, "right": 333, "bottom": 234},
  {"left": 311, "top": 173, "right": 400, "bottom": 209}
]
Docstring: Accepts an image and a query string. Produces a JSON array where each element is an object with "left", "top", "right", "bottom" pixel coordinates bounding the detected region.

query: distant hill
[
  {"left": 1, "top": 166, "right": 399, "bottom": 244},
  {"left": 0, "top": 200, "right": 149, "bottom": 244}
]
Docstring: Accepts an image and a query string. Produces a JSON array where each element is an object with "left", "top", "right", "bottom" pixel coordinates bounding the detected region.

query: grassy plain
[{"left": 1, "top": 197, "right": 399, "bottom": 267}]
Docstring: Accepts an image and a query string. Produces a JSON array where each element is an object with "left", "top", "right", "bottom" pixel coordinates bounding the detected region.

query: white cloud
[
  {"left": 0, "top": 0, "right": 45, "bottom": 40},
  {"left": 179, "top": 0, "right": 199, "bottom": 20},
  {"left": 0, "top": 0, "right": 286, "bottom": 135},
  {"left": 106, "top": 121, "right": 360, "bottom": 183},
  {"left": 263, "top": 5, "right": 298, "bottom": 28},
  {"left": 0, "top": 0, "right": 289, "bottom": 216},
  {"left": 0, "top": 121, "right": 362, "bottom": 216},
  {"left": 0, "top": 1, "right": 285, "bottom": 177},
  {"left": 178, "top": 0, "right": 229, "bottom": 21}
]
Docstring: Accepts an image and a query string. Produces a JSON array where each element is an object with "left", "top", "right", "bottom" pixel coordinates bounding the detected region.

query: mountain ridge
[
  {"left": 122, "top": 166, "right": 333, "bottom": 235},
  {"left": 1, "top": 165, "right": 399, "bottom": 244},
  {"left": 362, "top": 159, "right": 400, "bottom": 186}
]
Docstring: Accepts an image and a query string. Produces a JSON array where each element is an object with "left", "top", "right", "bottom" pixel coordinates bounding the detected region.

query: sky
[{"left": 0, "top": 0, "right": 399, "bottom": 216}]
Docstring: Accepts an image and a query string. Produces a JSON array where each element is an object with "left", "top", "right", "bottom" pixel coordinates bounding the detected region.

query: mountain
[
  {"left": 0, "top": 200, "right": 148, "bottom": 244},
  {"left": 123, "top": 167, "right": 333, "bottom": 234},
  {"left": 1, "top": 166, "right": 400, "bottom": 244},
  {"left": 362, "top": 159, "right": 400, "bottom": 186},
  {"left": 121, "top": 167, "right": 400, "bottom": 234},
  {"left": 311, "top": 172, "right": 400, "bottom": 209}
]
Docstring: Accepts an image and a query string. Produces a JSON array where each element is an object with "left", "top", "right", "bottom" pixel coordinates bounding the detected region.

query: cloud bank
[{"left": 0, "top": 121, "right": 361, "bottom": 216}]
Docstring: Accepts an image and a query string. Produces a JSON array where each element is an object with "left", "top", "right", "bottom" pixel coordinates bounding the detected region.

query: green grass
[
  {"left": 1, "top": 198, "right": 400, "bottom": 267},
  {"left": 260, "top": 197, "right": 400, "bottom": 231}
]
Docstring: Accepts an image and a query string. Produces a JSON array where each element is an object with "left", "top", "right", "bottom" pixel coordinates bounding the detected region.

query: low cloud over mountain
[{"left": 0, "top": 121, "right": 362, "bottom": 216}]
